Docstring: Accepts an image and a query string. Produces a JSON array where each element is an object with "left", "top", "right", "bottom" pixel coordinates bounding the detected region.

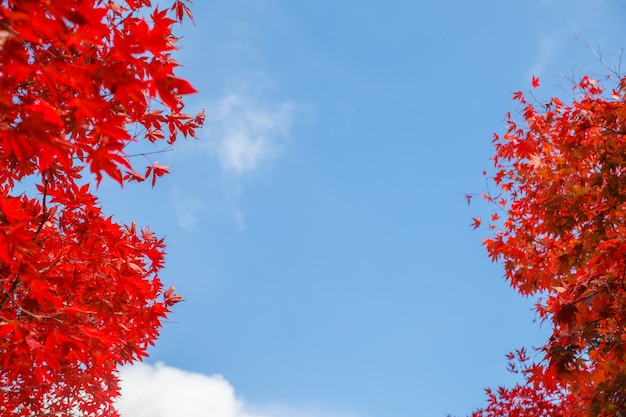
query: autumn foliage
[
  {"left": 472, "top": 73, "right": 626, "bottom": 416},
  {"left": 0, "top": 0, "right": 203, "bottom": 415}
]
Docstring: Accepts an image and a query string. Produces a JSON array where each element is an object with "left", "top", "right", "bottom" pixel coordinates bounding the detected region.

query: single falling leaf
[{"left": 531, "top": 74, "right": 540, "bottom": 88}]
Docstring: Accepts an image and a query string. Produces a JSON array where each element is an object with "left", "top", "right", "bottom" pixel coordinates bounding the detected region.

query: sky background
[{"left": 100, "top": 1, "right": 626, "bottom": 416}]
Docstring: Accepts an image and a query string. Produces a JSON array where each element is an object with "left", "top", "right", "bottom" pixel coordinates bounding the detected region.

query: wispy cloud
[
  {"left": 170, "top": 92, "right": 296, "bottom": 230},
  {"left": 116, "top": 362, "right": 359, "bottom": 417},
  {"left": 204, "top": 94, "right": 294, "bottom": 175}
]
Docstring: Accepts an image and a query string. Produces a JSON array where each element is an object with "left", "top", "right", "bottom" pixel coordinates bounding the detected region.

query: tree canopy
[
  {"left": 0, "top": 1, "right": 203, "bottom": 415},
  {"left": 472, "top": 73, "right": 626, "bottom": 416}
]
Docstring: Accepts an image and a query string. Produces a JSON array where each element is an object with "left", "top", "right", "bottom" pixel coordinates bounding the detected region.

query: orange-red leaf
[{"left": 531, "top": 74, "right": 540, "bottom": 88}]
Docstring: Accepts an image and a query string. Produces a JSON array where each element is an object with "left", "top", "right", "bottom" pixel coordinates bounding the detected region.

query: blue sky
[{"left": 106, "top": 1, "right": 626, "bottom": 416}]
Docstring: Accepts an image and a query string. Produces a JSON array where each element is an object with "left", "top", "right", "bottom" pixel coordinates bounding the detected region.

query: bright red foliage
[
  {"left": 473, "top": 74, "right": 626, "bottom": 417},
  {"left": 0, "top": 1, "right": 203, "bottom": 415}
]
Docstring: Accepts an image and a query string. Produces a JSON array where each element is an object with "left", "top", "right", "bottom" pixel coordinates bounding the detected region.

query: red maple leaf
[{"left": 531, "top": 74, "right": 540, "bottom": 88}]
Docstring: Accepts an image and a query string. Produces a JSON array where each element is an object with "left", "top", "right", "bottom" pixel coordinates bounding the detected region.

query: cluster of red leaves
[
  {"left": 472, "top": 74, "right": 626, "bottom": 417},
  {"left": 0, "top": 1, "right": 203, "bottom": 415}
]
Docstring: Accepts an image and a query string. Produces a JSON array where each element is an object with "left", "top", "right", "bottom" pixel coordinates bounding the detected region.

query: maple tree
[
  {"left": 470, "top": 72, "right": 626, "bottom": 417},
  {"left": 0, "top": 0, "right": 204, "bottom": 415}
]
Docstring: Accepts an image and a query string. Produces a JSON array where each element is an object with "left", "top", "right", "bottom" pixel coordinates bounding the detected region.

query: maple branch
[
  {"left": 599, "top": 126, "right": 626, "bottom": 136},
  {"left": 574, "top": 36, "right": 624, "bottom": 79},
  {"left": 26, "top": 44, "right": 64, "bottom": 109},
  {"left": 16, "top": 304, "right": 62, "bottom": 321},
  {"left": 0, "top": 278, "right": 20, "bottom": 311},
  {"left": 0, "top": 180, "right": 57, "bottom": 313},
  {"left": 111, "top": 3, "right": 143, "bottom": 32},
  {"left": 124, "top": 146, "right": 174, "bottom": 159},
  {"left": 34, "top": 179, "right": 49, "bottom": 238}
]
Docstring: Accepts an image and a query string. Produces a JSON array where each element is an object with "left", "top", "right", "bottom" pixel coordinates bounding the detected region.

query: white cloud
[
  {"left": 116, "top": 362, "right": 266, "bottom": 417},
  {"left": 169, "top": 78, "right": 306, "bottom": 231},
  {"left": 204, "top": 94, "right": 294, "bottom": 175},
  {"left": 170, "top": 92, "right": 296, "bottom": 230},
  {"left": 116, "top": 363, "right": 360, "bottom": 417}
]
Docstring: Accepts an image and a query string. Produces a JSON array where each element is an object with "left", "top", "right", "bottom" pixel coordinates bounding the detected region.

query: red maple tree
[
  {"left": 0, "top": 1, "right": 203, "bottom": 415},
  {"left": 472, "top": 73, "right": 626, "bottom": 416}
]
